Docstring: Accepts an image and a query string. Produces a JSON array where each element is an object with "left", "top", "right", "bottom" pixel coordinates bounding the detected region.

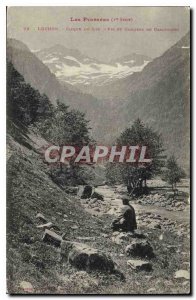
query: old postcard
[{"left": 7, "top": 6, "right": 190, "bottom": 294}]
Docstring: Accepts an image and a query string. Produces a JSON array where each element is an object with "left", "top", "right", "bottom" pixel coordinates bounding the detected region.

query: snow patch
[{"left": 41, "top": 53, "right": 150, "bottom": 86}]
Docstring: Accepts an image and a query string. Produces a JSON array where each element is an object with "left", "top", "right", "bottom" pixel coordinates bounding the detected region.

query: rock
[
  {"left": 112, "top": 231, "right": 119, "bottom": 236},
  {"left": 166, "top": 192, "right": 175, "bottom": 200},
  {"left": 101, "top": 233, "right": 109, "bottom": 238},
  {"left": 148, "top": 222, "right": 161, "bottom": 229},
  {"left": 112, "top": 233, "right": 125, "bottom": 245},
  {"left": 127, "top": 259, "right": 152, "bottom": 271},
  {"left": 64, "top": 186, "right": 78, "bottom": 195},
  {"left": 125, "top": 240, "right": 155, "bottom": 259},
  {"left": 159, "top": 234, "right": 164, "bottom": 240},
  {"left": 61, "top": 241, "right": 115, "bottom": 272},
  {"left": 154, "top": 224, "right": 161, "bottom": 229},
  {"left": 78, "top": 185, "right": 93, "bottom": 199},
  {"left": 42, "top": 229, "right": 62, "bottom": 247},
  {"left": 166, "top": 245, "right": 177, "bottom": 252},
  {"left": 147, "top": 288, "right": 156, "bottom": 293},
  {"left": 94, "top": 207, "right": 100, "bottom": 212},
  {"left": 37, "top": 222, "right": 60, "bottom": 232},
  {"left": 90, "top": 198, "right": 97, "bottom": 204},
  {"left": 174, "top": 270, "right": 190, "bottom": 280},
  {"left": 71, "top": 225, "right": 79, "bottom": 229},
  {"left": 36, "top": 222, "right": 53, "bottom": 230},
  {"left": 35, "top": 213, "right": 47, "bottom": 223},
  {"left": 19, "top": 281, "right": 34, "bottom": 293},
  {"left": 91, "top": 191, "right": 104, "bottom": 201},
  {"left": 182, "top": 281, "right": 189, "bottom": 286},
  {"left": 129, "top": 230, "right": 146, "bottom": 239},
  {"left": 154, "top": 193, "right": 160, "bottom": 200}
]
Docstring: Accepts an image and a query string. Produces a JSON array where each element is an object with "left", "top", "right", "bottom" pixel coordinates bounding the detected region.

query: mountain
[
  {"left": 92, "top": 32, "right": 190, "bottom": 170},
  {"left": 7, "top": 38, "right": 107, "bottom": 139},
  {"left": 7, "top": 34, "right": 190, "bottom": 170},
  {"left": 35, "top": 45, "right": 151, "bottom": 88},
  {"left": 6, "top": 46, "right": 190, "bottom": 296},
  {"left": 88, "top": 33, "right": 190, "bottom": 102}
]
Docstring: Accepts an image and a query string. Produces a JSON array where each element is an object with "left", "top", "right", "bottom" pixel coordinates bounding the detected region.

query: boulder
[
  {"left": 166, "top": 193, "right": 175, "bottom": 200},
  {"left": 64, "top": 186, "right": 78, "bottom": 195},
  {"left": 125, "top": 240, "right": 155, "bottom": 259},
  {"left": 78, "top": 185, "right": 93, "bottom": 199},
  {"left": 91, "top": 191, "right": 104, "bottom": 201},
  {"left": 37, "top": 222, "right": 53, "bottom": 230},
  {"left": 174, "top": 270, "right": 190, "bottom": 280},
  {"left": 35, "top": 213, "right": 47, "bottom": 223},
  {"left": 61, "top": 241, "right": 115, "bottom": 272},
  {"left": 19, "top": 281, "right": 34, "bottom": 293},
  {"left": 147, "top": 288, "right": 156, "bottom": 293},
  {"left": 42, "top": 229, "right": 62, "bottom": 247},
  {"left": 127, "top": 259, "right": 152, "bottom": 271}
]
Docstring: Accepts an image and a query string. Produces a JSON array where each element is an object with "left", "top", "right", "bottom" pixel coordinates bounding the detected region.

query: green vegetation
[
  {"left": 7, "top": 62, "right": 94, "bottom": 186},
  {"left": 162, "top": 156, "right": 186, "bottom": 191},
  {"left": 106, "top": 119, "right": 165, "bottom": 196},
  {"left": 6, "top": 62, "right": 189, "bottom": 294}
]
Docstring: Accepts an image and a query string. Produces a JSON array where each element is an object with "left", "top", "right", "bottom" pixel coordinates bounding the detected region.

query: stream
[{"left": 95, "top": 185, "right": 190, "bottom": 224}]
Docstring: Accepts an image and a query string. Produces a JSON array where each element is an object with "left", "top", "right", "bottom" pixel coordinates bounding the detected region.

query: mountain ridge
[
  {"left": 35, "top": 44, "right": 151, "bottom": 88},
  {"left": 7, "top": 33, "right": 190, "bottom": 170}
]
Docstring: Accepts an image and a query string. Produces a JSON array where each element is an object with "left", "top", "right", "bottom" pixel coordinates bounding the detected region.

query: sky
[{"left": 7, "top": 6, "right": 190, "bottom": 62}]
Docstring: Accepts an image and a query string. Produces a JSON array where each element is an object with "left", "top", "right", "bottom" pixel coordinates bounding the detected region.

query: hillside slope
[
  {"left": 7, "top": 125, "right": 190, "bottom": 294},
  {"left": 6, "top": 39, "right": 190, "bottom": 295},
  {"left": 7, "top": 34, "right": 190, "bottom": 169},
  {"left": 88, "top": 33, "right": 190, "bottom": 170},
  {"left": 90, "top": 32, "right": 190, "bottom": 101},
  {"left": 7, "top": 39, "right": 106, "bottom": 139}
]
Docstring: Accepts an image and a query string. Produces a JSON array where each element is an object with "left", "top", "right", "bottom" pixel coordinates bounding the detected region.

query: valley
[{"left": 6, "top": 28, "right": 190, "bottom": 295}]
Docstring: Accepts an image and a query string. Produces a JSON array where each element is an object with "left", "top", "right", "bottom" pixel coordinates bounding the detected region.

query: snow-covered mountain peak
[{"left": 35, "top": 45, "right": 151, "bottom": 88}]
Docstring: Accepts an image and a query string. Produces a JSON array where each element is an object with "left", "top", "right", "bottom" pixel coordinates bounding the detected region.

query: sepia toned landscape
[{"left": 7, "top": 7, "right": 190, "bottom": 295}]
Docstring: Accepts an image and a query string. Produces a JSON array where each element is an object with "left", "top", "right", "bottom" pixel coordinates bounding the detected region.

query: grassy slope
[{"left": 7, "top": 131, "right": 190, "bottom": 294}]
